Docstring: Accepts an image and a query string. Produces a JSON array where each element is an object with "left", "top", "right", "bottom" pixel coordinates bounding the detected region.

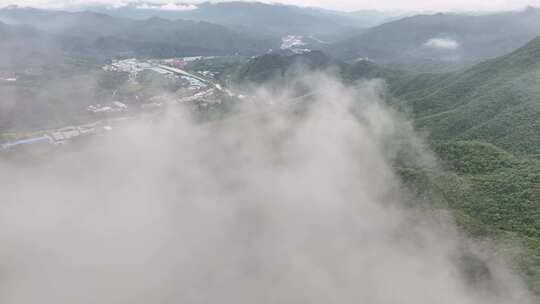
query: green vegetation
[
  {"left": 432, "top": 141, "right": 518, "bottom": 175},
  {"left": 4, "top": 4, "right": 540, "bottom": 294},
  {"left": 234, "top": 39, "right": 540, "bottom": 296},
  {"left": 390, "top": 37, "right": 540, "bottom": 155},
  {"left": 387, "top": 38, "right": 540, "bottom": 295},
  {"left": 398, "top": 144, "right": 540, "bottom": 295},
  {"left": 234, "top": 50, "right": 335, "bottom": 84}
]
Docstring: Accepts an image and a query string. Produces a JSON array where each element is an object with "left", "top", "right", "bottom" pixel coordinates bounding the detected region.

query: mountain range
[
  {"left": 4, "top": 3, "right": 540, "bottom": 72},
  {"left": 86, "top": 1, "right": 402, "bottom": 38},
  {"left": 238, "top": 34, "right": 540, "bottom": 155},
  {"left": 330, "top": 6, "right": 540, "bottom": 71},
  {"left": 388, "top": 36, "right": 540, "bottom": 154},
  {"left": 0, "top": 6, "right": 277, "bottom": 61}
]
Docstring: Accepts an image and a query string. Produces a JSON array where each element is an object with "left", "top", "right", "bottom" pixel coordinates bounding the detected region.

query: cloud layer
[
  {"left": 0, "top": 74, "right": 532, "bottom": 303},
  {"left": 424, "top": 38, "right": 460, "bottom": 50}
]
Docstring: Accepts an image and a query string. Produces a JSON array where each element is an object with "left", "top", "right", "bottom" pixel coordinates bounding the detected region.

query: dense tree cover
[
  {"left": 389, "top": 37, "right": 540, "bottom": 155},
  {"left": 397, "top": 149, "right": 540, "bottom": 295},
  {"left": 234, "top": 51, "right": 335, "bottom": 84},
  {"left": 432, "top": 141, "right": 518, "bottom": 174},
  {"left": 387, "top": 40, "right": 540, "bottom": 294}
]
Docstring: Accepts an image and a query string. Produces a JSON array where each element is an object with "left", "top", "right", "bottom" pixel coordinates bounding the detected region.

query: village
[
  {"left": 102, "top": 57, "right": 213, "bottom": 90},
  {"left": 0, "top": 56, "right": 226, "bottom": 153}
]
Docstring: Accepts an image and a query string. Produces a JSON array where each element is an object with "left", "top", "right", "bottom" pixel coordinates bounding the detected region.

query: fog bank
[{"left": 0, "top": 75, "right": 531, "bottom": 303}]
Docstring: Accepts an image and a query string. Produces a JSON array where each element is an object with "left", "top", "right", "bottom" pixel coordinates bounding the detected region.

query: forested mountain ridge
[
  {"left": 233, "top": 39, "right": 540, "bottom": 295},
  {"left": 0, "top": 6, "right": 277, "bottom": 58},
  {"left": 234, "top": 51, "right": 336, "bottom": 84},
  {"left": 390, "top": 36, "right": 540, "bottom": 155},
  {"left": 86, "top": 1, "right": 400, "bottom": 38},
  {"left": 329, "top": 7, "right": 540, "bottom": 71}
]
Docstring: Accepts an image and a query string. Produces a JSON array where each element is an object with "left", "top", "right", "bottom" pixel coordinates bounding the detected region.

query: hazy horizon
[{"left": 1, "top": 0, "right": 540, "bottom": 13}]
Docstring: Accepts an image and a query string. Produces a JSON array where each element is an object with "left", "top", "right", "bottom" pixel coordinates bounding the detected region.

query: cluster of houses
[
  {"left": 48, "top": 125, "right": 97, "bottom": 144},
  {"left": 180, "top": 76, "right": 207, "bottom": 91},
  {"left": 104, "top": 57, "right": 205, "bottom": 76},
  {"left": 87, "top": 101, "right": 128, "bottom": 114},
  {"left": 280, "top": 35, "right": 310, "bottom": 54},
  {"left": 0, "top": 123, "right": 110, "bottom": 152},
  {"left": 103, "top": 58, "right": 152, "bottom": 74},
  {"left": 178, "top": 88, "right": 216, "bottom": 103},
  {"left": 2, "top": 56, "right": 229, "bottom": 154},
  {"left": 160, "top": 56, "right": 205, "bottom": 69},
  {"left": 103, "top": 58, "right": 211, "bottom": 92},
  {"left": 163, "top": 58, "right": 186, "bottom": 69},
  {"left": 198, "top": 70, "right": 217, "bottom": 79},
  {"left": 103, "top": 58, "right": 174, "bottom": 82}
]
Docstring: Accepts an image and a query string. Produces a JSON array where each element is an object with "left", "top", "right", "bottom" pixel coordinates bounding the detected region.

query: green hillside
[
  {"left": 399, "top": 141, "right": 540, "bottom": 295},
  {"left": 234, "top": 50, "right": 335, "bottom": 84},
  {"left": 234, "top": 40, "right": 540, "bottom": 296},
  {"left": 391, "top": 37, "right": 540, "bottom": 295},
  {"left": 394, "top": 37, "right": 540, "bottom": 155},
  {"left": 235, "top": 37, "right": 540, "bottom": 156}
]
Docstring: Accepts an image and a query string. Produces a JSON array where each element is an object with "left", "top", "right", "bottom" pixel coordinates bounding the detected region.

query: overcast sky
[{"left": 1, "top": 0, "right": 540, "bottom": 12}]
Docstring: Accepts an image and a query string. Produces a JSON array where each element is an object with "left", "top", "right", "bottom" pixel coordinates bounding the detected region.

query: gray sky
[{"left": 1, "top": 0, "right": 540, "bottom": 12}]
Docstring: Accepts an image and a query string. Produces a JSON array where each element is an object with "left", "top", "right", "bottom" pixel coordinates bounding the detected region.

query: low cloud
[
  {"left": 0, "top": 74, "right": 531, "bottom": 303},
  {"left": 423, "top": 37, "right": 460, "bottom": 50}
]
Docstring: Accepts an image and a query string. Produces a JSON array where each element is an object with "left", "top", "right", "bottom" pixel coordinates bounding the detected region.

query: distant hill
[
  {"left": 330, "top": 7, "right": 540, "bottom": 71},
  {"left": 0, "top": 21, "right": 68, "bottom": 68},
  {"left": 341, "top": 35, "right": 540, "bottom": 154},
  {"left": 397, "top": 41, "right": 540, "bottom": 293},
  {"left": 0, "top": 6, "right": 132, "bottom": 38},
  {"left": 86, "top": 2, "right": 401, "bottom": 38},
  {"left": 389, "top": 36, "right": 540, "bottom": 154},
  {"left": 238, "top": 36, "right": 540, "bottom": 155},
  {"left": 0, "top": 6, "right": 276, "bottom": 58},
  {"left": 234, "top": 50, "right": 336, "bottom": 84}
]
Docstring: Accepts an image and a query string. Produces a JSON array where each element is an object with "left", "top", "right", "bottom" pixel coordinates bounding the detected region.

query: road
[{"left": 158, "top": 65, "right": 223, "bottom": 92}]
